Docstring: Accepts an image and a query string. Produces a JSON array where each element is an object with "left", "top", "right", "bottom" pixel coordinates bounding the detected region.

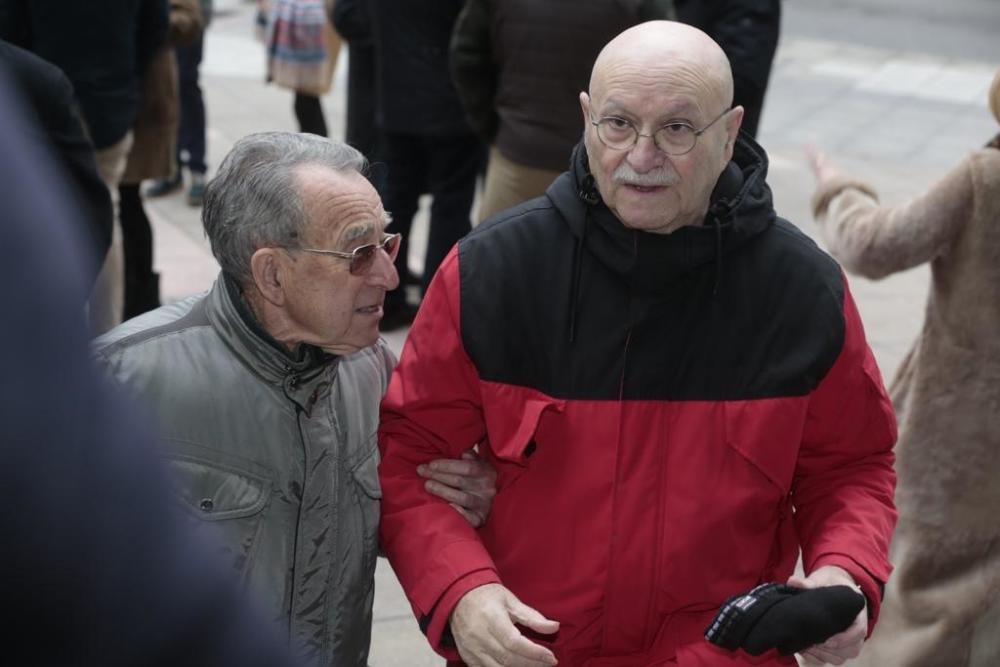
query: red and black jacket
[{"left": 379, "top": 137, "right": 897, "bottom": 665}]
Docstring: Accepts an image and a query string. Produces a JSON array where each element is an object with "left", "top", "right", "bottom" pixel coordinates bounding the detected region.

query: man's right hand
[{"left": 450, "top": 583, "right": 560, "bottom": 667}]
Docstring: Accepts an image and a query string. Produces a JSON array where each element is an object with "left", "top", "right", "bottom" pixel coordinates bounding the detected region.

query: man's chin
[{"left": 617, "top": 209, "right": 682, "bottom": 235}]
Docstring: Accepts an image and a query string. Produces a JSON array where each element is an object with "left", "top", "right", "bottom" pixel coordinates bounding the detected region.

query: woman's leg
[{"left": 293, "top": 92, "right": 328, "bottom": 137}]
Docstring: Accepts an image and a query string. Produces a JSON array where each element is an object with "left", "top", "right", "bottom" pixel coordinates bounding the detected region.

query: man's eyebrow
[
  {"left": 600, "top": 97, "right": 699, "bottom": 121},
  {"left": 341, "top": 222, "right": 375, "bottom": 246},
  {"left": 599, "top": 97, "right": 629, "bottom": 115}
]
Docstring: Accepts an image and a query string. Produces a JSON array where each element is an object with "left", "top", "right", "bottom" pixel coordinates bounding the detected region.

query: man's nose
[
  {"left": 627, "top": 133, "right": 665, "bottom": 172},
  {"left": 367, "top": 246, "right": 400, "bottom": 290}
]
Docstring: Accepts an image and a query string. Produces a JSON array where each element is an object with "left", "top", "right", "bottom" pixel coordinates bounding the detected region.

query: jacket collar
[{"left": 205, "top": 274, "right": 338, "bottom": 414}]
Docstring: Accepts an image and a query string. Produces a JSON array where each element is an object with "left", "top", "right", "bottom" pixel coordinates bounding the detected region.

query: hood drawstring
[
  {"left": 713, "top": 217, "right": 724, "bottom": 296},
  {"left": 570, "top": 175, "right": 600, "bottom": 344}
]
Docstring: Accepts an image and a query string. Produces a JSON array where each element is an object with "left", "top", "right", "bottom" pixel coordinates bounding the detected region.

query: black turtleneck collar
[{"left": 222, "top": 272, "right": 336, "bottom": 371}]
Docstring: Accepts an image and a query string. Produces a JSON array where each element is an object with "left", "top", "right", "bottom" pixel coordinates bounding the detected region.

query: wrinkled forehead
[
  {"left": 297, "top": 166, "right": 388, "bottom": 245},
  {"left": 591, "top": 56, "right": 728, "bottom": 120}
]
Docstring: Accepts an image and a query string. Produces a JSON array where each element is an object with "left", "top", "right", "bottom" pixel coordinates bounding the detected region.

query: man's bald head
[
  {"left": 578, "top": 21, "right": 744, "bottom": 234},
  {"left": 589, "top": 21, "right": 734, "bottom": 114}
]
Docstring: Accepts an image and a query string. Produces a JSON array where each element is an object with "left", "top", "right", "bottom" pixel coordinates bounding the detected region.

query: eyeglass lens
[
  {"left": 597, "top": 120, "right": 694, "bottom": 154},
  {"left": 350, "top": 234, "right": 400, "bottom": 276}
]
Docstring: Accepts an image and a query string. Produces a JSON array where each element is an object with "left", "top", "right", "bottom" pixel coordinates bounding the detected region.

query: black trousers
[
  {"left": 176, "top": 33, "right": 207, "bottom": 173},
  {"left": 118, "top": 183, "right": 159, "bottom": 319},
  {"left": 379, "top": 132, "right": 484, "bottom": 306}
]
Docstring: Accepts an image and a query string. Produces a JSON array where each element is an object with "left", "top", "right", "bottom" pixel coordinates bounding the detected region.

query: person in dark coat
[
  {"left": 0, "top": 39, "right": 112, "bottom": 289},
  {"left": 331, "top": 0, "right": 378, "bottom": 161},
  {"left": 450, "top": 0, "right": 674, "bottom": 224},
  {"left": 369, "top": 0, "right": 485, "bottom": 330},
  {"left": 0, "top": 69, "right": 298, "bottom": 667},
  {"left": 0, "top": 0, "right": 170, "bottom": 334},
  {"left": 674, "top": 0, "right": 781, "bottom": 138}
]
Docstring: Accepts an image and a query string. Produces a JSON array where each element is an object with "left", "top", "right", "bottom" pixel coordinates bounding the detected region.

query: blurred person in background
[
  {"left": 0, "top": 0, "right": 168, "bottom": 334},
  {"left": 450, "top": 0, "right": 675, "bottom": 224},
  {"left": 369, "top": 0, "right": 484, "bottom": 330},
  {"left": 258, "top": 0, "right": 341, "bottom": 137},
  {"left": 331, "top": 0, "right": 379, "bottom": 172},
  {"left": 120, "top": 0, "right": 204, "bottom": 321},
  {"left": 807, "top": 69, "right": 1000, "bottom": 667},
  {"left": 674, "top": 0, "right": 781, "bottom": 139},
  {"left": 146, "top": 0, "right": 214, "bottom": 207},
  {"left": 0, "top": 39, "right": 112, "bottom": 289}
]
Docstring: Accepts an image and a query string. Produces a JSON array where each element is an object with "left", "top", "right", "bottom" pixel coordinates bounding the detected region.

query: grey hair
[{"left": 202, "top": 131, "right": 368, "bottom": 285}]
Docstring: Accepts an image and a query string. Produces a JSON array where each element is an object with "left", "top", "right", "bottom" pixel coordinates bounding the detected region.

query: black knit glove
[{"left": 704, "top": 582, "right": 866, "bottom": 656}]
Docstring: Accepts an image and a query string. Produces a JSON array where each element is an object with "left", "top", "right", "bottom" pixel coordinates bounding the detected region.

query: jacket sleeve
[
  {"left": 811, "top": 153, "right": 978, "bottom": 280},
  {"left": 378, "top": 248, "right": 501, "bottom": 660},
  {"left": 793, "top": 275, "right": 898, "bottom": 629},
  {"left": 449, "top": 0, "right": 498, "bottom": 143}
]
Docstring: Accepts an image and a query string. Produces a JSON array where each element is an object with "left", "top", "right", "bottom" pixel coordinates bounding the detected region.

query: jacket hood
[
  {"left": 547, "top": 135, "right": 776, "bottom": 291},
  {"left": 546, "top": 134, "right": 776, "bottom": 343}
]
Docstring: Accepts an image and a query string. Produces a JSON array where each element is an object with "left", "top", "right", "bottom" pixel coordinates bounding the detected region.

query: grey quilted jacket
[{"left": 94, "top": 275, "right": 393, "bottom": 666}]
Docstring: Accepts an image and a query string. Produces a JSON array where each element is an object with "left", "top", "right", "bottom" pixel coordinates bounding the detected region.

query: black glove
[{"left": 704, "top": 582, "right": 866, "bottom": 656}]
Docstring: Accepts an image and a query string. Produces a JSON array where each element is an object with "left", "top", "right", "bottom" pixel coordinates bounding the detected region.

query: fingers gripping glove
[{"left": 704, "top": 582, "right": 866, "bottom": 656}]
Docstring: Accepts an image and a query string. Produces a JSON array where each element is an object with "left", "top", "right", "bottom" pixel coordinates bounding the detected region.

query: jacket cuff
[
  {"left": 810, "top": 176, "right": 879, "bottom": 219},
  {"left": 810, "top": 554, "right": 884, "bottom": 635},
  {"left": 422, "top": 569, "right": 502, "bottom": 660}
]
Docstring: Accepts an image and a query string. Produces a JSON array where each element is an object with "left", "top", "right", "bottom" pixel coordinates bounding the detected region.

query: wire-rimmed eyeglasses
[
  {"left": 590, "top": 107, "right": 732, "bottom": 156},
  {"left": 292, "top": 232, "right": 401, "bottom": 276}
]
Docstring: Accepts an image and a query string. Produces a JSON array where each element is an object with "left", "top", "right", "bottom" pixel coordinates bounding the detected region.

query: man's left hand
[
  {"left": 788, "top": 565, "right": 867, "bottom": 665},
  {"left": 419, "top": 449, "right": 497, "bottom": 528}
]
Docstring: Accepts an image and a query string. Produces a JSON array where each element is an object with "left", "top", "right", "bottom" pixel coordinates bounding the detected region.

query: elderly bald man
[{"left": 378, "top": 21, "right": 897, "bottom": 667}]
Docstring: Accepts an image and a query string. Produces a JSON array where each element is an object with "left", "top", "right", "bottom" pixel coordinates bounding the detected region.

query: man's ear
[
  {"left": 579, "top": 91, "right": 591, "bottom": 129},
  {"left": 724, "top": 105, "right": 745, "bottom": 157},
  {"left": 249, "top": 247, "right": 286, "bottom": 307}
]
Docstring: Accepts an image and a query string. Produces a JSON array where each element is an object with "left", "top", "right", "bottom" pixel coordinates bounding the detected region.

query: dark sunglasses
[{"left": 295, "top": 232, "right": 402, "bottom": 276}]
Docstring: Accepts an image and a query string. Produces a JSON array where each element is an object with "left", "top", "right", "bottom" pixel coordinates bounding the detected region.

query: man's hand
[
  {"left": 450, "top": 583, "right": 560, "bottom": 667},
  {"left": 419, "top": 449, "right": 497, "bottom": 527},
  {"left": 788, "top": 566, "right": 867, "bottom": 666}
]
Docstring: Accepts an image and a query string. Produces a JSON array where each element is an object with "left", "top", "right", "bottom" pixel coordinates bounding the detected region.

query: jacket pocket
[
  {"left": 481, "top": 384, "right": 564, "bottom": 464},
  {"left": 724, "top": 399, "right": 804, "bottom": 497},
  {"left": 724, "top": 400, "right": 805, "bottom": 580},
  {"left": 164, "top": 440, "right": 272, "bottom": 581}
]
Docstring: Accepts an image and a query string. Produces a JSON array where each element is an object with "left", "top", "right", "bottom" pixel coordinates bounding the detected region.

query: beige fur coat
[{"left": 811, "top": 146, "right": 1000, "bottom": 666}]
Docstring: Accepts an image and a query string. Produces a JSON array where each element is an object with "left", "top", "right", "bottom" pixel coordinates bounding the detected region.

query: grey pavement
[{"left": 143, "top": 1, "right": 999, "bottom": 664}]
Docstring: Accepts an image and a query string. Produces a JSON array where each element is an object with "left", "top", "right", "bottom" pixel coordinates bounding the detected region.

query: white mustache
[{"left": 612, "top": 164, "right": 678, "bottom": 187}]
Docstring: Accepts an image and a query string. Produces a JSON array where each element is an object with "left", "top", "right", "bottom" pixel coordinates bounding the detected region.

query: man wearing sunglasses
[
  {"left": 378, "top": 21, "right": 897, "bottom": 667},
  {"left": 93, "top": 132, "right": 496, "bottom": 666}
]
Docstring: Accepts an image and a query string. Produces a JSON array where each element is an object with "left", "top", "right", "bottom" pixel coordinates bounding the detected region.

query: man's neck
[{"left": 224, "top": 274, "right": 302, "bottom": 356}]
